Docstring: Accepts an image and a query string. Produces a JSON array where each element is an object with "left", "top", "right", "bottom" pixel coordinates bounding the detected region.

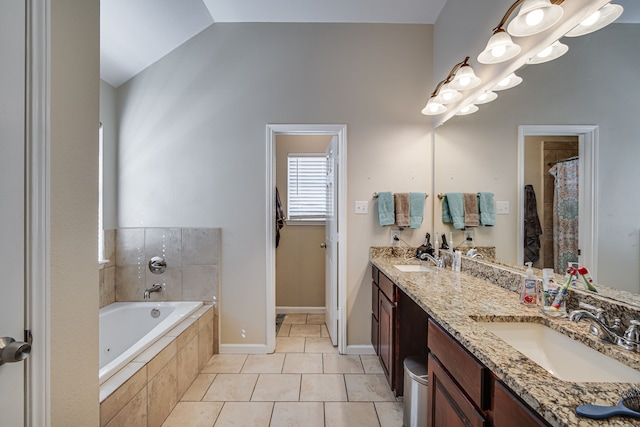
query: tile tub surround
[
  {"left": 114, "top": 227, "right": 220, "bottom": 303},
  {"left": 99, "top": 304, "right": 218, "bottom": 427},
  {"left": 370, "top": 250, "right": 640, "bottom": 427},
  {"left": 99, "top": 229, "right": 117, "bottom": 308}
]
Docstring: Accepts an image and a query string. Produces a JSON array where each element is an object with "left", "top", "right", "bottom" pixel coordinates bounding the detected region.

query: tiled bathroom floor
[{"left": 161, "top": 314, "right": 403, "bottom": 427}]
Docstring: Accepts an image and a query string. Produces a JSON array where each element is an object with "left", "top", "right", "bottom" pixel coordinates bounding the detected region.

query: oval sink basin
[
  {"left": 394, "top": 264, "right": 434, "bottom": 273},
  {"left": 478, "top": 321, "right": 640, "bottom": 383}
]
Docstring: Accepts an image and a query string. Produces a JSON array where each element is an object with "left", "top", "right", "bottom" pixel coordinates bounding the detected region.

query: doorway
[
  {"left": 517, "top": 125, "right": 598, "bottom": 279},
  {"left": 266, "top": 124, "right": 347, "bottom": 354}
]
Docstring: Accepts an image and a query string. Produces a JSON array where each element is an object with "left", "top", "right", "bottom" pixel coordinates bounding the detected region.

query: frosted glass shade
[
  {"left": 527, "top": 40, "right": 568, "bottom": 64},
  {"left": 448, "top": 64, "right": 482, "bottom": 90},
  {"left": 492, "top": 73, "right": 523, "bottom": 91},
  {"left": 421, "top": 98, "right": 447, "bottom": 115},
  {"left": 507, "top": 0, "right": 564, "bottom": 37},
  {"left": 565, "top": 3, "right": 623, "bottom": 37},
  {"left": 478, "top": 30, "right": 521, "bottom": 64}
]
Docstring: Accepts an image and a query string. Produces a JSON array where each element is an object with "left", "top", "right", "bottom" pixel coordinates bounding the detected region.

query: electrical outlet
[{"left": 391, "top": 230, "right": 400, "bottom": 244}]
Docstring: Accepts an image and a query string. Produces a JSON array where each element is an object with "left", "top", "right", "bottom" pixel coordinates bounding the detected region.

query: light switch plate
[
  {"left": 496, "top": 201, "right": 510, "bottom": 215},
  {"left": 355, "top": 201, "right": 368, "bottom": 214}
]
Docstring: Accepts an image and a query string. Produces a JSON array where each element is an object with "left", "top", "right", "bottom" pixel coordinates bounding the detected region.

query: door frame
[
  {"left": 266, "top": 124, "right": 347, "bottom": 354},
  {"left": 517, "top": 125, "right": 598, "bottom": 278},
  {"left": 25, "top": 1, "right": 50, "bottom": 425}
]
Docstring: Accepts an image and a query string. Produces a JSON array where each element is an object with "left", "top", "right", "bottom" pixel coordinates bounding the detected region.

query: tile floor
[{"left": 161, "top": 314, "right": 403, "bottom": 427}]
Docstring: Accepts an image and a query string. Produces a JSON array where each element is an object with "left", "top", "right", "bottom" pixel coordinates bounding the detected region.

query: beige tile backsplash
[{"left": 99, "top": 227, "right": 220, "bottom": 307}]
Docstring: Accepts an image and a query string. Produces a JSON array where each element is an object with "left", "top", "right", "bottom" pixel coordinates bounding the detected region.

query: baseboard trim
[
  {"left": 345, "top": 344, "right": 376, "bottom": 355},
  {"left": 276, "top": 306, "right": 325, "bottom": 314},
  {"left": 219, "top": 344, "right": 269, "bottom": 354}
]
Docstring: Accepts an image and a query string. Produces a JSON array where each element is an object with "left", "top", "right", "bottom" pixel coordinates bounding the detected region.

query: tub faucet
[{"left": 144, "top": 283, "right": 163, "bottom": 300}]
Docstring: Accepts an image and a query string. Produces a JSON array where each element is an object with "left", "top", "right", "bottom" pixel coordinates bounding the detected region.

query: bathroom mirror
[{"left": 434, "top": 16, "right": 640, "bottom": 301}]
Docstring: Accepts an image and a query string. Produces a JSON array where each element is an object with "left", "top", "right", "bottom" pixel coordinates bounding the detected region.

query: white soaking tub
[{"left": 99, "top": 301, "right": 202, "bottom": 384}]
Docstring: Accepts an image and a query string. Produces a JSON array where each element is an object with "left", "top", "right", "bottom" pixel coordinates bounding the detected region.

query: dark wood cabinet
[
  {"left": 427, "top": 319, "right": 548, "bottom": 427},
  {"left": 489, "top": 380, "right": 548, "bottom": 427},
  {"left": 379, "top": 291, "right": 395, "bottom": 383},
  {"left": 428, "top": 353, "right": 486, "bottom": 427}
]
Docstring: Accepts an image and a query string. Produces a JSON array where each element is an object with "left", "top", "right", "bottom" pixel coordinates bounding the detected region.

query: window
[{"left": 287, "top": 153, "right": 327, "bottom": 222}]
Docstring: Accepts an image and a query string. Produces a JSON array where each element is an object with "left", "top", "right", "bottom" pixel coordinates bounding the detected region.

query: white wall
[
  {"left": 117, "top": 23, "right": 434, "bottom": 347},
  {"left": 100, "top": 80, "right": 118, "bottom": 230},
  {"left": 434, "top": 19, "right": 640, "bottom": 292},
  {"left": 50, "top": 0, "right": 100, "bottom": 423}
]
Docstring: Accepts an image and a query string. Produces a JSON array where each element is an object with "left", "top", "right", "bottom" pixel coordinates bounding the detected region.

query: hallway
[{"left": 161, "top": 314, "right": 403, "bottom": 426}]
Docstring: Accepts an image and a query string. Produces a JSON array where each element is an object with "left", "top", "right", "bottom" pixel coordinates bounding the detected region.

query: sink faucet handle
[{"left": 578, "top": 301, "right": 599, "bottom": 311}]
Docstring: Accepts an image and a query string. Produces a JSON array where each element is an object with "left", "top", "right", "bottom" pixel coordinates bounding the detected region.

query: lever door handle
[{"left": 0, "top": 337, "right": 31, "bottom": 365}]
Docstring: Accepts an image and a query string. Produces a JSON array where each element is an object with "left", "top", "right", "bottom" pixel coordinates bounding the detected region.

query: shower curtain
[{"left": 549, "top": 159, "right": 579, "bottom": 272}]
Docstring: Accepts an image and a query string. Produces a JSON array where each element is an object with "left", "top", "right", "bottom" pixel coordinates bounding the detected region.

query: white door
[
  {"left": 0, "top": 1, "right": 28, "bottom": 425},
  {"left": 324, "top": 137, "right": 339, "bottom": 346}
]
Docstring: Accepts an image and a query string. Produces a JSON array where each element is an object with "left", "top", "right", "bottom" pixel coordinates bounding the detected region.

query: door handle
[
  {"left": 320, "top": 243, "right": 327, "bottom": 249},
  {"left": 0, "top": 337, "right": 31, "bottom": 366}
]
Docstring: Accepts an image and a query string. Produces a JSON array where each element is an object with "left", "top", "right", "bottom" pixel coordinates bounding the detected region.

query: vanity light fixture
[
  {"left": 456, "top": 104, "right": 479, "bottom": 116},
  {"left": 564, "top": 2, "right": 623, "bottom": 37},
  {"left": 527, "top": 40, "right": 569, "bottom": 64},
  {"left": 437, "top": 83, "right": 463, "bottom": 104},
  {"left": 421, "top": 97, "right": 447, "bottom": 115},
  {"left": 474, "top": 91, "right": 498, "bottom": 105},
  {"left": 492, "top": 72, "right": 523, "bottom": 91},
  {"left": 421, "top": 56, "right": 481, "bottom": 116},
  {"left": 478, "top": 29, "right": 521, "bottom": 64},
  {"left": 447, "top": 59, "right": 482, "bottom": 90},
  {"left": 506, "top": 0, "right": 564, "bottom": 37},
  {"left": 478, "top": 0, "right": 564, "bottom": 65}
]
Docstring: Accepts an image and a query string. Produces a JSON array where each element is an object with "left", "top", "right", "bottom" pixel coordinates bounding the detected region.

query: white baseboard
[
  {"left": 276, "top": 306, "right": 325, "bottom": 315},
  {"left": 345, "top": 344, "right": 376, "bottom": 355},
  {"left": 219, "top": 344, "right": 270, "bottom": 354}
]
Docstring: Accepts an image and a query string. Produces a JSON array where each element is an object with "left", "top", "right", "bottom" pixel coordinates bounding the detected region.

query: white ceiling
[
  {"left": 100, "top": 0, "right": 448, "bottom": 87},
  {"left": 100, "top": 0, "right": 639, "bottom": 88}
]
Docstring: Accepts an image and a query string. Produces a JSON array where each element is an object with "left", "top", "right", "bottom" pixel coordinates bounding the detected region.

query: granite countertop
[{"left": 370, "top": 250, "right": 640, "bottom": 427}]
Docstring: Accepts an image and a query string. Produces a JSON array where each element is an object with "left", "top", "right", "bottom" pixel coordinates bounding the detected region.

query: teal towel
[
  {"left": 443, "top": 193, "right": 465, "bottom": 230},
  {"left": 377, "top": 192, "right": 395, "bottom": 226},
  {"left": 478, "top": 192, "right": 496, "bottom": 226},
  {"left": 409, "top": 192, "right": 425, "bottom": 229}
]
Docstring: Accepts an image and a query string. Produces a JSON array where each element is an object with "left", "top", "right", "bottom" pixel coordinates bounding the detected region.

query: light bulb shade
[
  {"left": 421, "top": 97, "right": 447, "bottom": 115},
  {"left": 507, "top": 0, "right": 564, "bottom": 37},
  {"left": 448, "top": 64, "right": 482, "bottom": 90},
  {"left": 474, "top": 91, "right": 498, "bottom": 105},
  {"left": 478, "top": 30, "right": 521, "bottom": 64},
  {"left": 456, "top": 104, "right": 479, "bottom": 116},
  {"left": 436, "top": 84, "right": 463, "bottom": 104},
  {"left": 527, "top": 40, "right": 568, "bottom": 64},
  {"left": 565, "top": 4, "right": 623, "bottom": 37},
  {"left": 492, "top": 73, "right": 523, "bottom": 91}
]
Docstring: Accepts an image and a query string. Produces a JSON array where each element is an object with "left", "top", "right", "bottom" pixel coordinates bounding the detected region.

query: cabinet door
[
  {"left": 491, "top": 381, "right": 547, "bottom": 427},
  {"left": 371, "top": 313, "right": 379, "bottom": 354},
  {"left": 379, "top": 294, "right": 395, "bottom": 386},
  {"left": 427, "top": 354, "right": 486, "bottom": 427}
]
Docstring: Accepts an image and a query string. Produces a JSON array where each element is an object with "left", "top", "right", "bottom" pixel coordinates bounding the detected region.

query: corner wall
[
  {"left": 50, "top": 0, "right": 100, "bottom": 423},
  {"left": 116, "top": 23, "right": 434, "bottom": 348}
]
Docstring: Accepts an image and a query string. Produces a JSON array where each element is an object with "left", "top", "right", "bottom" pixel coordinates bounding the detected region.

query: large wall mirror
[{"left": 434, "top": 12, "right": 640, "bottom": 302}]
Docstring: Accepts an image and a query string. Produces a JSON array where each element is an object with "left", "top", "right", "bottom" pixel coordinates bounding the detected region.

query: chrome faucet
[
  {"left": 144, "top": 283, "right": 163, "bottom": 300},
  {"left": 569, "top": 309, "right": 621, "bottom": 345},
  {"left": 420, "top": 253, "right": 445, "bottom": 269}
]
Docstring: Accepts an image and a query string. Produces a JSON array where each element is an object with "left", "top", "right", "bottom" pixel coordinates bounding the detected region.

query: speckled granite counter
[{"left": 370, "top": 248, "right": 640, "bottom": 427}]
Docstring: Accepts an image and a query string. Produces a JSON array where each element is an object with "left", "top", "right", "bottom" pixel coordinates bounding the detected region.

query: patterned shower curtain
[{"left": 549, "top": 159, "right": 579, "bottom": 272}]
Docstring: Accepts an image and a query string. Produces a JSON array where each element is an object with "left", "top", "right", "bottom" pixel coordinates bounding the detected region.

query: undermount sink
[
  {"left": 478, "top": 321, "right": 640, "bottom": 383},
  {"left": 394, "top": 264, "right": 434, "bottom": 273}
]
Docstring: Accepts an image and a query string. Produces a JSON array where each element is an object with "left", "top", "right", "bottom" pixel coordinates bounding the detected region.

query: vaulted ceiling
[{"left": 100, "top": 0, "right": 638, "bottom": 88}]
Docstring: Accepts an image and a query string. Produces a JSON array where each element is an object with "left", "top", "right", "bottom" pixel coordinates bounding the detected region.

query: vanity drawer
[
  {"left": 378, "top": 272, "right": 396, "bottom": 303},
  {"left": 428, "top": 319, "right": 487, "bottom": 409}
]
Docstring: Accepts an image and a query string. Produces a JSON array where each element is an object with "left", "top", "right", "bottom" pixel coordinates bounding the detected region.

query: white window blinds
[{"left": 287, "top": 153, "right": 327, "bottom": 221}]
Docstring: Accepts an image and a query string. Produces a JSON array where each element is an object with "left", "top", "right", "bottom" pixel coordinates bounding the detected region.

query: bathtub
[{"left": 99, "top": 301, "right": 203, "bottom": 385}]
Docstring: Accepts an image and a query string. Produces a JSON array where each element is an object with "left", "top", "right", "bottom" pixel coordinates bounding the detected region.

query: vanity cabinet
[
  {"left": 371, "top": 265, "right": 430, "bottom": 395},
  {"left": 427, "top": 319, "right": 548, "bottom": 427},
  {"left": 371, "top": 265, "right": 396, "bottom": 387}
]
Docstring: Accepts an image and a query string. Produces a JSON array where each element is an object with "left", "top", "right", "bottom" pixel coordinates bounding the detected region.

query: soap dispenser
[{"left": 520, "top": 262, "right": 537, "bottom": 306}]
